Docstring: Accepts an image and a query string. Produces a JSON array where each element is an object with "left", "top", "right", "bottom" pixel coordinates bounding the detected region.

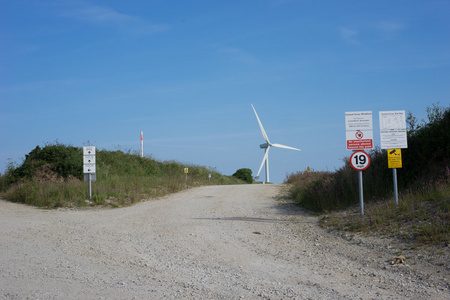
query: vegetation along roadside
[
  {"left": 285, "top": 103, "right": 449, "bottom": 248},
  {"left": 0, "top": 146, "right": 246, "bottom": 208}
]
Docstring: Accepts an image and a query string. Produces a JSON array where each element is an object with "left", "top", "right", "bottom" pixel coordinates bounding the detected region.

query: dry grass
[{"left": 319, "top": 178, "right": 450, "bottom": 247}]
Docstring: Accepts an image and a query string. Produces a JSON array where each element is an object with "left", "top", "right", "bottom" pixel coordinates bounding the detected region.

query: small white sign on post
[
  {"left": 379, "top": 111, "right": 408, "bottom": 149},
  {"left": 349, "top": 150, "right": 371, "bottom": 216},
  {"left": 83, "top": 147, "right": 96, "bottom": 176},
  {"left": 83, "top": 146, "right": 96, "bottom": 199},
  {"left": 83, "top": 155, "right": 96, "bottom": 165},
  {"left": 83, "top": 164, "right": 96, "bottom": 174},
  {"left": 345, "top": 112, "right": 373, "bottom": 216},
  {"left": 83, "top": 146, "right": 96, "bottom": 156},
  {"left": 345, "top": 111, "right": 373, "bottom": 150}
]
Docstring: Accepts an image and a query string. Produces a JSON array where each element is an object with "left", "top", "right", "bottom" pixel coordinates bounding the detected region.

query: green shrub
[
  {"left": 232, "top": 168, "right": 253, "bottom": 183},
  {"left": 8, "top": 143, "right": 83, "bottom": 182}
]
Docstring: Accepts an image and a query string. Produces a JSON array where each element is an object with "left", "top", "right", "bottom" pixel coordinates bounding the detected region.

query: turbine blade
[
  {"left": 271, "top": 143, "right": 301, "bottom": 151},
  {"left": 256, "top": 146, "right": 270, "bottom": 178},
  {"left": 251, "top": 104, "right": 270, "bottom": 144}
]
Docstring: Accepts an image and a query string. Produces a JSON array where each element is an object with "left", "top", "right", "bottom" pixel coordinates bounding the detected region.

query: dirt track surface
[{"left": 1, "top": 184, "right": 448, "bottom": 299}]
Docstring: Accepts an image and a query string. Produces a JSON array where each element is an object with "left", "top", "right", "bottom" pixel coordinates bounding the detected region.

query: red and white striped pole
[{"left": 140, "top": 131, "right": 143, "bottom": 158}]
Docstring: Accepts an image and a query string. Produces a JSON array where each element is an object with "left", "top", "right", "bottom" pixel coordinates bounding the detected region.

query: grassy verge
[
  {"left": 0, "top": 146, "right": 245, "bottom": 208},
  {"left": 319, "top": 178, "right": 449, "bottom": 246}
]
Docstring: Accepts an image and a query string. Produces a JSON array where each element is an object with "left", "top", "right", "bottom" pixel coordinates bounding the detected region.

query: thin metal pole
[
  {"left": 358, "top": 170, "right": 364, "bottom": 215},
  {"left": 89, "top": 173, "right": 92, "bottom": 200},
  {"left": 140, "top": 131, "right": 143, "bottom": 158},
  {"left": 393, "top": 168, "right": 398, "bottom": 205}
]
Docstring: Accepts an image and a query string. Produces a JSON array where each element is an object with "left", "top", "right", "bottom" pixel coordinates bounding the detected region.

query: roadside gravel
[{"left": 1, "top": 184, "right": 448, "bottom": 299}]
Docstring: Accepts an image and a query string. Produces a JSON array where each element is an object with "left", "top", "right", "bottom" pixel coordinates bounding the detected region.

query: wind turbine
[{"left": 251, "top": 104, "right": 301, "bottom": 183}]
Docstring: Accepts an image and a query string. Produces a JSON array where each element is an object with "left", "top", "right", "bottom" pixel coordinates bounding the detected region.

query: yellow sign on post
[
  {"left": 388, "top": 149, "right": 402, "bottom": 168},
  {"left": 184, "top": 168, "right": 189, "bottom": 174}
]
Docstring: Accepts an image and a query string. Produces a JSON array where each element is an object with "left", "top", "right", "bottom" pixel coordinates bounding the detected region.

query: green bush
[
  {"left": 8, "top": 143, "right": 83, "bottom": 182},
  {"left": 232, "top": 168, "right": 253, "bottom": 183}
]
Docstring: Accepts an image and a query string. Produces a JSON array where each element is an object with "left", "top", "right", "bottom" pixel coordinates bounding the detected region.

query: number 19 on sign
[
  {"left": 350, "top": 151, "right": 370, "bottom": 171},
  {"left": 350, "top": 151, "right": 371, "bottom": 216}
]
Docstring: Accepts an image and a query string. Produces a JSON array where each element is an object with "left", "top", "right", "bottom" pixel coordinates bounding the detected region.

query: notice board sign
[
  {"left": 345, "top": 111, "right": 373, "bottom": 150},
  {"left": 379, "top": 111, "right": 407, "bottom": 149}
]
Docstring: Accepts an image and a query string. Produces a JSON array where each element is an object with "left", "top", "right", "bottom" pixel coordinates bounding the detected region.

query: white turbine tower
[{"left": 251, "top": 104, "right": 301, "bottom": 183}]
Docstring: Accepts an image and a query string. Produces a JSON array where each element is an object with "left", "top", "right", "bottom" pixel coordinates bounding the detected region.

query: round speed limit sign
[{"left": 350, "top": 151, "right": 370, "bottom": 171}]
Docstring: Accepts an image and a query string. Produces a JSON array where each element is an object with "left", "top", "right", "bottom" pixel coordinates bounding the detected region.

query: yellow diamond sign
[{"left": 388, "top": 149, "right": 402, "bottom": 168}]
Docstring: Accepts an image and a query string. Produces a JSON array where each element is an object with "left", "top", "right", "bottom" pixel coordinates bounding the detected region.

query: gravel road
[{"left": 1, "top": 184, "right": 448, "bottom": 299}]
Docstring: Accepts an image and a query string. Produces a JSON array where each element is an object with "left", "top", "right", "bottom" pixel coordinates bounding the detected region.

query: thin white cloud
[
  {"left": 55, "top": 1, "right": 169, "bottom": 34},
  {"left": 219, "top": 47, "right": 261, "bottom": 64},
  {"left": 339, "top": 27, "right": 360, "bottom": 45},
  {"left": 62, "top": 4, "right": 133, "bottom": 23},
  {"left": 375, "top": 20, "right": 406, "bottom": 39}
]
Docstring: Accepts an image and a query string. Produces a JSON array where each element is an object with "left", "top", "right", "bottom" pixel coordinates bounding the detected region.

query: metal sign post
[
  {"left": 83, "top": 146, "right": 96, "bottom": 200},
  {"left": 388, "top": 149, "right": 402, "bottom": 205},
  {"left": 393, "top": 168, "right": 398, "bottom": 205},
  {"left": 140, "top": 131, "right": 144, "bottom": 158},
  {"left": 184, "top": 168, "right": 188, "bottom": 183},
  {"left": 380, "top": 111, "right": 407, "bottom": 205},
  {"left": 89, "top": 173, "right": 92, "bottom": 200},
  {"left": 358, "top": 171, "right": 364, "bottom": 216},
  {"left": 345, "top": 111, "right": 373, "bottom": 216},
  {"left": 350, "top": 150, "right": 371, "bottom": 216}
]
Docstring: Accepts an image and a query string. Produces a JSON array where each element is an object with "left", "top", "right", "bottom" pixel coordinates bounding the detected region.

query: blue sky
[{"left": 1, "top": 0, "right": 449, "bottom": 183}]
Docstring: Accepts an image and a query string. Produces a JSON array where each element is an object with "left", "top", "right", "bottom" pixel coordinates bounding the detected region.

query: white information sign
[
  {"left": 345, "top": 111, "right": 373, "bottom": 150},
  {"left": 379, "top": 111, "right": 406, "bottom": 130},
  {"left": 83, "top": 164, "right": 96, "bottom": 174},
  {"left": 345, "top": 111, "right": 373, "bottom": 130},
  {"left": 379, "top": 111, "right": 407, "bottom": 149},
  {"left": 83, "top": 146, "right": 96, "bottom": 175},
  {"left": 83, "top": 146, "right": 96, "bottom": 156},
  {"left": 83, "top": 155, "right": 96, "bottom": 164}
]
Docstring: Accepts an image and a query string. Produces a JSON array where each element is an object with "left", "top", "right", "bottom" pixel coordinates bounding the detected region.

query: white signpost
[
  {"left": 379, "top": 111, "right": 407, "bottom": 205},
  {"left": 83, "top": 146, "right": 96, "bottom": 200},
  {"left": 345, "top": 111, "right": 373, "bottom": 216}
]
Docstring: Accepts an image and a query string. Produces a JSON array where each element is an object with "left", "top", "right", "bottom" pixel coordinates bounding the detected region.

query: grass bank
[{"left": 0, "top": 145, "right": 245, "bottom": 208}]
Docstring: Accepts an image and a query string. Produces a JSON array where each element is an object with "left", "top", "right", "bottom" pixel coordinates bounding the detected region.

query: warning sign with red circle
[{"left": 346, "top": 130, "right": 373, "bottom": 150}]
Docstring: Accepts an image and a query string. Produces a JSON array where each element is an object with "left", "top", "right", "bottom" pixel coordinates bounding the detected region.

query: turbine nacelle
[{"left": 259, "top": 143, "right": 270, "bottom": 149}]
